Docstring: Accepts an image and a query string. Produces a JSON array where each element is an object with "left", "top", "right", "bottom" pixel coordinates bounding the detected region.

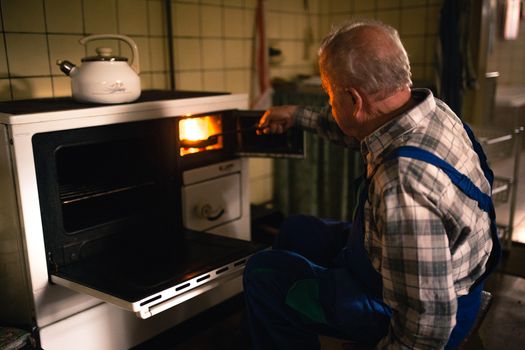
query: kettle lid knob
[{"left": 96, "top": 47, "right": 113, "bottom": 57}]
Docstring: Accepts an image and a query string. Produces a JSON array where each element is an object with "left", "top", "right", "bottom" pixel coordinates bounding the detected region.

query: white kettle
[{"left": 57, "top": 34, "right": 141, "bottom": 104}]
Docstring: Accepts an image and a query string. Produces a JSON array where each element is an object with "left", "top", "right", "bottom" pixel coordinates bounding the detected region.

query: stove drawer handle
[{"left": 198, "top": 203, "right": 225, "bottom": 221}]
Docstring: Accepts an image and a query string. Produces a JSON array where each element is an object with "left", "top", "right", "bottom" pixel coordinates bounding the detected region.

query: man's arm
[{"left": 258, "top": 104, "right": 359, "bottom": 148}]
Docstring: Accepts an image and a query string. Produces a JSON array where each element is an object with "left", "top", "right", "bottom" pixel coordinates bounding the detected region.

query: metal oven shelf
[
  {"left": 59, "top": 181, "right": 156, "bottom": 204},
  {"left": 472, "top": 125, "right": 524, "bottom": 251}
]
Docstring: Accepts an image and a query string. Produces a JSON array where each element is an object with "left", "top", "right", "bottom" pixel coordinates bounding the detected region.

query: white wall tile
[
  {"left": 120, "top": 36, "right": 150, "bottom": 73},
  {"left": 174, "top": 38, "right": 202, "bottom": 70},
  {"left": 83, "top": 0, "right": 118, "bottom": 34},
  {"left": 152, "top": 72, "right": 170, "bottom": 89},
  {"left": 249, "top": 158, "right": 273, "bottom": 178},
  {"left": 118, "top": 0, "right": 149, "bottom": 35},
  {"left": 318, "top": 1, "right": 331, "bottom": 15},
  {"left": 203, "top": 70, "right": 225, "bottom": 91},
  {"left": 426, "top": 36, "right": 438, "bottom": 67},
  {"left": 354, "top": 1, "right": 375, "bottom": 13},
  {"left": 403, "top": 36, "right": 426, "bottom": 64},
  {"left": 331, "top": 14, "right": 355, "bottom": 27},
  {"left": 224, "top": 39, "right": 245, "bottom": 68},
  {"left": 202, "top": 39, "right": 225, "bottom": 69},
  {"left": 402, "top": 0, "right": 428, "bottom": 7},
  {"left": 11, "top": 77, "right": 53, "bottom": 99},
  {"left": 267, "top": 12, "right": 282, "bottom": 39},
  {"left": 244, "top": 8, "right": 255, "bottom": 37},
  {"left": 266, "top": 0, "right": 283, "bottom": 12},
  {"left": 5, "top": 34, "right": 50, "bottom": 77},
  {"left": 376, "top": 10, "right": 400, "bottom": 29},
  {"left": 400, "top": 7, "right": 427, "bottom": 36},
  {"left": 377, "top": 0, "right": 401, "bottom": 9},
  {"left": 48, "top": 35, "right": 85, "bottom": 75},
  {"left": 410, "top": 64, "right": 425, "bottom": 81},
  {"left": 330, "top": 0, "right": 353, "bottom": 13},
  {"left": 201, "top": 5, "right": 223, "bottom": 37},
  {"left": 225, "top": 69, "right": 249, "bottom": 93},
  {"left": 139, "top": 73, "right": 153, "bottom": 90},
  {"left": 225, "top": 0, "right": 243, "bottom": 7},
  {"left": 174, "top": 3, "right": 200, "bottom": 37},
  {"left": 242, "top": 39, "right": 252, "bottom": 67},
  {"left": 45, "top": 0, "right": 83, "bottom": 33},
  {"left": 202, "top": 0, "right": 222, "bottom": 5},
  {"left": 1, "top": 0, "right": 46, "bottom": 32},
  {"left": 0, "top": 36, "right": 8, "bottom": 78},
  {"left": 245, "top": 0, "right": 257, "bottom": 10},
  {"left": 0, "top": 79, "right": 11, "bottom": 101},
  {"left": 148, "top": 0, "right": 166, "bottom": 36},
  {"left": 282, "top": 0, "right": 304, "bottom": 12},
  {"left": 52, "top": 76, "right": 72, "bottom": 97},
  {"left": 149, "top": 37, "right": 169, "bottom": 72},
  {"left": 224, "top": 8, "right": 244, "bottom": 38},
  {"left": 176, "top": 71, "right": 203, "bottom": 90},
  {"left": 280, "top": 13, "right": 298, "bottom": 40},
  {"left": 249, "top": 176, "right": 273, "bottom": 204},
  {"left": 426, "top": 5, "right": 441, "bottom": 35}
]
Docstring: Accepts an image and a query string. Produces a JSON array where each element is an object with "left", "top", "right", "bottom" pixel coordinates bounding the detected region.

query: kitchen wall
[
  {"left": 0, "top": 0, "right": 444, "bottom": 205},
  {"left": 318, "top": 0, "right": 443, "bottom": 86},
  {"left": 487, "top": 20, "right": 525, "bottom": 86}
]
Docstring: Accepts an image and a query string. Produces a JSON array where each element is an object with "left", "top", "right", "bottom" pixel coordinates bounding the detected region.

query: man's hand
[{"left": 257, "top": 105, "right": 298, "bottom": 135}]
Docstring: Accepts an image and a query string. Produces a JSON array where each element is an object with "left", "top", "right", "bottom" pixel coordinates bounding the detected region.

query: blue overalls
[{"left": 243, "top": 123, "right": 501, "bottom": 349}]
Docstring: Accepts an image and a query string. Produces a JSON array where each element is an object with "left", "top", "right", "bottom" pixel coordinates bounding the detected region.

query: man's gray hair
[{"left": 318, "top": 20, "right": 412, "bottom": 99}]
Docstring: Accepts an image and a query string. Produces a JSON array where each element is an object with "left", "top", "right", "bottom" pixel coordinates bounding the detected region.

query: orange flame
[{"left": 179, "top": 115, "right": 222, "bottom": 156}]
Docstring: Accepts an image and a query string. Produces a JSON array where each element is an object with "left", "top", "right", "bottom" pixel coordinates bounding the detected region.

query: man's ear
[{"left": 346, "top": 87, "right": 362, "bottom": 116}]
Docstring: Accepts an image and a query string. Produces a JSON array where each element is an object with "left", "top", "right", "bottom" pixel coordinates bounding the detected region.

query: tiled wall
[
  {"left": 0, "top": 0, "right": 445, "bottom": 205},
  {"left": 0, "top": 0, "right": 171, "bottom": 100},
  {"left": 487, "top": 22, "right": 525, "bottom": 86},
  {"left": 318, "top": 0, "right": 444, "bottom": 85}
]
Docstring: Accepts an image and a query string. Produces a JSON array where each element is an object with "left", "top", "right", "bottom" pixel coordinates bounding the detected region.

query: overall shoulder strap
[
  {"left": 385, "top": 145, "right": 501, "bottom": 289},
  {"left": 386, "top": 146, "right": 493, "bottom": 213},
  {"left": 462, "top": 123, "right": 494, "bottom": 188}
]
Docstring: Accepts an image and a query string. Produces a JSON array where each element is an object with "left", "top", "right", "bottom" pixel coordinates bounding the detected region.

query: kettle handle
[{"left": 79, "top": 34, "right": 140, "bottom": 74}]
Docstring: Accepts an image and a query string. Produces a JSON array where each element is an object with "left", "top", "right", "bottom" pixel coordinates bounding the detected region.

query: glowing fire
[
  {"left": 180, "top": 117, "right": 210, "bottom": 141},
  {"left": 179, "top": 115, "right": 222, "bottom": 156}
]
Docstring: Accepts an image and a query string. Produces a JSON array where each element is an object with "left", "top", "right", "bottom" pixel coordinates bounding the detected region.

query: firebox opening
[{"left": 179, "top": 114, "right": 223, "bottom": 156}]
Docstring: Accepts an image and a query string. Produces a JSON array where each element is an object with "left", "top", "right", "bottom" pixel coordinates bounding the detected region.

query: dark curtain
[{"left": 272, "top": 87, "right": 364, "bottom": 221}]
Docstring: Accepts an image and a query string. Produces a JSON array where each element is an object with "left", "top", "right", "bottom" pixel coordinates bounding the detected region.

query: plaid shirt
[{"left": 294, "top": 89, "right": 494, "bottom": 349}]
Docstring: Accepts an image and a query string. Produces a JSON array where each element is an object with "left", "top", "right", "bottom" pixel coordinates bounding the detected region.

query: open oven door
[
  {"left": 233, "top": 110, "right": 306, "bottom": 158},
  {"left": 49, "top": 229, "right": 266, "bottom": 319},
  {"left": 32, "top": 118, "right": 268, "bottom": 320}
]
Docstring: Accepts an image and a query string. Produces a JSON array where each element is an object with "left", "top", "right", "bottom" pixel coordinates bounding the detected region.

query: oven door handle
[{"left": 137, "top": 269, "right": 242, "bottom": 319}]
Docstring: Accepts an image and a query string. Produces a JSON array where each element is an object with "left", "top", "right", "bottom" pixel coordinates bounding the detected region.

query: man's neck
[
  {"left": 361, "top": 87, "right": 414, "bottom": 137},
  {"left": 372, "top": 87, "right": 413, "bottom": 118}
]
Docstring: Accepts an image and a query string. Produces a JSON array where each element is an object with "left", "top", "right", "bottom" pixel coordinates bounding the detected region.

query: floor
[{"left": 134, "top": 146, "right": 525, "bottom": 350}]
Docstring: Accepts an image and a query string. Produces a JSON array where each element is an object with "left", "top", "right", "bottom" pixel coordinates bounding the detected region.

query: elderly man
[{"left": 243, "top": 20, "right": 500, "bottom": 349}]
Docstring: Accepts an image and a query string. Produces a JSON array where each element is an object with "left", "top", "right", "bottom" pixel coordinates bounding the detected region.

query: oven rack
[
  {"left": 472, "top": 125, "right": 524, "bottom": 251},
  {"left": 59, "top": 181, "right": 156, "bottom": 204}
]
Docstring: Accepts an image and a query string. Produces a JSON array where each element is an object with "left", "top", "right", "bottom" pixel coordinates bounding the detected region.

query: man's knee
[
  {"left": 244, "top": 250, "right": 316, "bottom": 293},
  {"left": 280, "top": 214, "right": 316, "bottom": 235},
  {"left": 275, "top": 214, "right": 318, "bottom": 248}
]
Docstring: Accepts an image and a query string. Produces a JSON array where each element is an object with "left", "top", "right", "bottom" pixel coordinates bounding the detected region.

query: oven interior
[{"left": 31, "top": 107, "right": 302, "bottom": 312}]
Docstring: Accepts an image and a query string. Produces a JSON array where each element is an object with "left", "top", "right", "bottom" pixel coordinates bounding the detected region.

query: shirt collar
[{"left": 361, "top": 88, "right": 436, "bottom": 167}]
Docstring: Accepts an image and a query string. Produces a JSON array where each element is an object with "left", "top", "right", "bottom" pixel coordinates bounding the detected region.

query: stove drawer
[{"left": 182, "top": 173, "right": 242, "bottom": 232}]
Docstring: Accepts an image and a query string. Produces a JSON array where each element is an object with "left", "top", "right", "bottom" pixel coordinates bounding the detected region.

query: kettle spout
[{"left": 56, "top": 60, "right": 76, "bottom": 76}]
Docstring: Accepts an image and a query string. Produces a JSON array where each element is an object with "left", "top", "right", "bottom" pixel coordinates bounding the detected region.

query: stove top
[{"left": 0, "top": 90, "right": 228, "bottom": 115}]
